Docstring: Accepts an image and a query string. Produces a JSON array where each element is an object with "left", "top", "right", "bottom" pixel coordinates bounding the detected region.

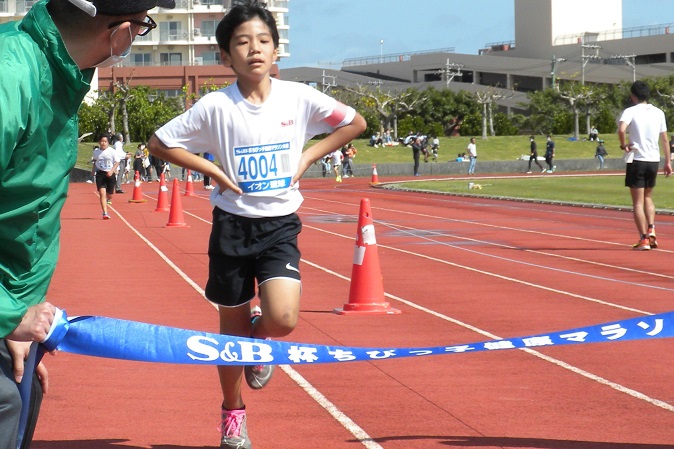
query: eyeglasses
[{"left": 108, "top": 15, "right": 157, "bottom": 37}]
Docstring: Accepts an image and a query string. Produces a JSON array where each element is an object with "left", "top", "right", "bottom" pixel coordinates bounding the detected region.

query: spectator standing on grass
[
  {"left": 113, "top": 132, "right": 126, "bottom": 193},
  {"left": 595, "top": 140, "right": 608, "bottom": 170},
  {"left": 340, "top": 145, "right": 350, "bottom": 178},
  {"left": 152, "top": 152, "right": 164, "bottom": 183},
  {"left": 430, "top": 136, "right": 439, "bottom": 162},
  {"left": 147, "top": 4, "right": 366, "bottom": 448},
  {"left": 319, "top": 154, "right": 331, "bottom": 177},
  {"left": 545, "top": 135, "right": 556, "bottom": 173},
  {"left": 0, "top": 0, "right": 175, "bottom": 448},
  {"left": 669, "top": 135, "right": 674, "bottom": 162},
  {"left": 618, "top": 80, "right": 671, "bottom": 250},
  {"left": 203, "top": 152, "right": 215, "bottom": 189},
  {"left": 411, "top": 136, "right": 423, "bottom": 176},
  {"left": 133, "top": 143, "right": 146, "bottom": 179},
  {"left": 88, "top": 144, "right": 99, "bottom": 183},
  {"left": 344, "top": 143, "right": 357, "bottom": 177},
  {"left": 527, "top": 135, "right": 544, "bottom": 173},
  {"left": 467, "top": 137, "right": 477, "bottom": 175},
  {"left": 143, "top": 145, "right": 153, "bottom": 181},
  {"left": 330, "top": 148, "right": 343, "bottom": 182}
]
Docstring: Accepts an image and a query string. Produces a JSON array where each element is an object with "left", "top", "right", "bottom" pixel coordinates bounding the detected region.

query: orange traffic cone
[
  {"left": 184, "top": 170, "right": 195, "bottom": 197},
  {"left": 128, "top": 171, "right": 147, "bottom": 203},
  {"left": 334, "top": 198, "right": 401, "bottom": 315},
  {"left": 155, "top": 173, "right": 170, "bottom": 212},
  {"left": 370, "top": 164, "right": 380, "bottom": 185},
  {"left": 166, "top": 178, "right": 189, "bottom": 228}
]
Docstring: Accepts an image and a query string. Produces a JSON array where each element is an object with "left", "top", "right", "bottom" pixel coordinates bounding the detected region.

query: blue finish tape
[{"left": 42, "top": 309, "right": 674, "bottom": 365}]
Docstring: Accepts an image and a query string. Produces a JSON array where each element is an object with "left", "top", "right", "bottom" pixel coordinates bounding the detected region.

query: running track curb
[{"left": 374, "top": 183, "right": 674, "bottom": 216}]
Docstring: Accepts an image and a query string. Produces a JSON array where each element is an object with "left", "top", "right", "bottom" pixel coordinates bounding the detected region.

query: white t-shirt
[
  {"left": 330, "top": 149, "right": 343, "bottom": 166},
  {"left": 467, "top": 142, "right": 477, "bottom": 157},
  {"left": 113, "top": 141, "right": 126, "bottom": 171},
  {"left": 619, "top": 103, "right": 667, "bottom": 162},
  {"left": 93, "top": 147, "right": 118, "bottom": 172},
  {"left": 155, "top": 78, "right": 356, "bottom": 218}
]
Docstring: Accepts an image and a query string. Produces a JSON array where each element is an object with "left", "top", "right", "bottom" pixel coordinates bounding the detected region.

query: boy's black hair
[
  {"left": 630, "top": 80, "right": 650, "bottom": 102},
  {"left": 215, "top": 0, "right": 279, "bottom": 54}
]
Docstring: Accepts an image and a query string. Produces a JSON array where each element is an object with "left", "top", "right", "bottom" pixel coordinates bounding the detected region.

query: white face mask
[{"left": 95, "top": 26, "right": 133, "bottom": 68}]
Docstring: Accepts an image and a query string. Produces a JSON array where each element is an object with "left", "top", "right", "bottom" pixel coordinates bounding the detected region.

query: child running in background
[{"left": 147, "top": 1, "right": 366, "bottom": 448}]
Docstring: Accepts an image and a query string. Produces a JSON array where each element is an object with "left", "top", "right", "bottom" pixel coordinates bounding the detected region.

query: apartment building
[{"left": 0, "top": 0, "right": 289, "bottom": 97}]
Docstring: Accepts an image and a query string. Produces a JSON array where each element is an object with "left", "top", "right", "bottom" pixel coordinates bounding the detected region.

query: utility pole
[
  {"left": 441, "top": 58, "right": 464, "bottom": 87},
  {"left": 321, "top": 70, "right": 336, "bottom": 93},
  {"left": 551, "top": 55, "right": 565, "bottom": 90},
  {"left": 581, "top": 44, "right": 601, "bottom": 85},
  {"left": 611, "top": 54, "right": 637, "bottom": 82}
]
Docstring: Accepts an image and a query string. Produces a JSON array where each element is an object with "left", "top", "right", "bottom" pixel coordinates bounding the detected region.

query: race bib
[{"left": 234, "top": 142, "right": 292, "bottom": 193}]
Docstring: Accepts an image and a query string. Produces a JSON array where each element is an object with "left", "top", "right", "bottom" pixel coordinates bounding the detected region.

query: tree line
[{"left": 78, "top": 74, "right": 674, "bottom": 144}]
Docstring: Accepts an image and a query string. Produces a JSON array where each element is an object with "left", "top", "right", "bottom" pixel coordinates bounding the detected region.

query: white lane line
[
  {"left": 112, "top": 209, "right": 383, "bottom": 449},
  {"left": 376, "top": 220, "right": 674, "bottom": 293},
  {"left": 280, "top": 366, "right": 384, "bottom": 449},
  {"left": 300, "top": 204, "right": 674, "bottom": 282},
  {"left": 301, "top": 258, "right": 674, "bottom": 414},
  {"left": 302, "top": 224, "right": 651, "bottom": 315},
  {"left": 113, "top": 200, "right": 674, "bottom": 432}
]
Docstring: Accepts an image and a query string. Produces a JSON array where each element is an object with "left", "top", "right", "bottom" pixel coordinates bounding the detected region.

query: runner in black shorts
[
  {"left": 92, "top": 133, "right": 119, "bottom": 220},
  {"left": 205, "top": 210, "right": 302, "bottom": 307},
  {"left": 95, "top": 170, "right": 116, "bottom": 194},
  {"left": 625, "top": 160, "right": 659, "bottom": 189},
  {"left": 618, "top": 80, "right": 671, "bottom": 250},
  {"left": 147, "top": 4, "right": 367, "bottom": 446}
]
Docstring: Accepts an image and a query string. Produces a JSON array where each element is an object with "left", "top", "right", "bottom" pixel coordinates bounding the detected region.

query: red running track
[{"left": 32, "top": 174, "right": 674, "bottom": 449}]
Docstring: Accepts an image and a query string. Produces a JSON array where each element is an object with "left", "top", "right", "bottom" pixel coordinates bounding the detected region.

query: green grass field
[
  {"left": 386, "top": 175, "right": 674, "bottom": 211},
  {"left": 79, "top": 134, "right": 659, "bottom": 209},
  {"left": 75, "top": 134, "right": 620, "bottom": 168}
]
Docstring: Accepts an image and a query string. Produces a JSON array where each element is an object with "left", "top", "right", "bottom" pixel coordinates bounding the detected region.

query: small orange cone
[
  {"left": 166, "top": 178, "right": 189, "bottom": 228},
  {"left": 155, "top": 173, "right": 170, "bottom": 212},
  {"left": 128, "top": 171, "right": 147, "bottom": 203},
  {"left": 184, "top": 170, "right": 195, "bottom": 197},
  {"left": 370, "top": 164, "right": 380, "bottom": 185},
  {"left": 334, "top": 198, "right": 401, "bottom": 315}
]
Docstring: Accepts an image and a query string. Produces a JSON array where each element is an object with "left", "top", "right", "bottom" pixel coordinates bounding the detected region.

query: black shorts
[
  {"left": 625, "top": 160, "right": 659, "bottom": 189},
  {"left": 95, "top": 170, "right": 116, "bottom": 193},
  {"left": 205, "top": 208, "right": 302, "bottom": 307}
]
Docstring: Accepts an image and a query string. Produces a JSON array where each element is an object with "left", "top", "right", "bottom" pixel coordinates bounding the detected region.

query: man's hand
[
  {"left": 5, "top": 340, "right": 51, "bottom": 391},
  {"left": 6, "top": 340, "right": 31, "bottom": 384},
  {"left": 7, "top": 302, "right": 56, "bottom": 342}
]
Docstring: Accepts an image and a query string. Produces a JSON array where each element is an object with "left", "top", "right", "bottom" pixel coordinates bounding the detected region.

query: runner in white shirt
[
  {"left": 92, "top": 133, "right": 120, "bottom": 219},
  {"left": 618, "top": 80, "right": 671, "bottom": 250},
  {"left": 147, "top": 3, "right": 366, "bottom": 448}
]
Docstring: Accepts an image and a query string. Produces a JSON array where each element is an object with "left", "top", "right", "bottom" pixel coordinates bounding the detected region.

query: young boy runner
[
  {"left": 147, "top": 2, "right": 366, "bottom": 448},
  {"left": 92, "top": 133, "right": 120, "bottom": 219}
]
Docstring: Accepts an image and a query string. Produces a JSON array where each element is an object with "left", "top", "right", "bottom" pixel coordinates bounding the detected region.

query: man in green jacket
[{"left": 0, "top": 0, "right": 174, "bottom": 447}]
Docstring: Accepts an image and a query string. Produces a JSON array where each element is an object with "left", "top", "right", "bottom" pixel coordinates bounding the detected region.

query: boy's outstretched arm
[{"left": 292, "top": 113, "right": 367, "bottom": 185}]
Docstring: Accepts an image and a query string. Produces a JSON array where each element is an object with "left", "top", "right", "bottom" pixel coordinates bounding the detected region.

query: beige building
[{"left": 511, "top": 0, "right": 623, "bottom": 59}]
